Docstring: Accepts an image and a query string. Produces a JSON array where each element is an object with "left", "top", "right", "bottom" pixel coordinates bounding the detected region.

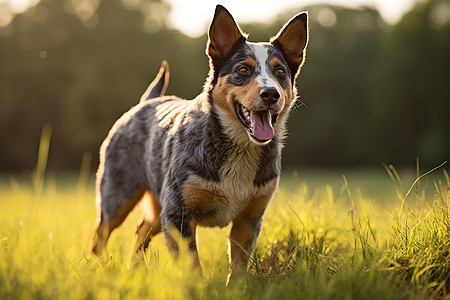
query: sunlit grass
[
  {"left": 1, "top": 128, "right": 449, "bottom": 299},
  {"left": 1, "top": 163, "right": 448, "bottom": 299}
]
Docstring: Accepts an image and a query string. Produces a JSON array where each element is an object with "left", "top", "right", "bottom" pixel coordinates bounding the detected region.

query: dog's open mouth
[{"left": 234, "top": 101, "right": 278, "bottom": 143}]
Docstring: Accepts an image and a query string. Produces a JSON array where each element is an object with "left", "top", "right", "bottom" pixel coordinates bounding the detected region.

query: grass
[
  {"left": 1, "top": 130, "right": 449, "bottom": 299},
  {"left": 1, "top": 165, "right": 448, "bottom": 299}
]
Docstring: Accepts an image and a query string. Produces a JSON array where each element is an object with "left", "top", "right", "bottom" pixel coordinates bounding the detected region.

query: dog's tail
[{"left": 140, "top": 60, "right": 170, "bottom": 102}]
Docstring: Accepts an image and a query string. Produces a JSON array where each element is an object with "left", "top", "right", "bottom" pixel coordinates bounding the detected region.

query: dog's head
[{"left": 207, "top": 5, "right": 309, "bottom": 145}]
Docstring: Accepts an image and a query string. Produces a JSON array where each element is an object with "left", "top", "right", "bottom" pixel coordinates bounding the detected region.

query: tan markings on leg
[
  {"left": 91, "top": 218, "right": 108, "bottom": 256},
  {"left": 133, "top": 218, "right": 162, "bottom": 253},
  {"left": 226, "top": 219, "right": 256, "bottom": 286},
  {"left": 108, "top": 185, "right": 147, "bottom": 230},
  {"left": 133, "top": 190, "right": 162, "bottom": 253},
  {"left": 91, "top": 186, "right": 147, "bottom": 256},
  {"left": 228, "top": 189, "right": 275, "bottom": 267},
  {"left": 227, "top": 178, "right": 278, "bottom": 284},
  {"left": 228, "top": 221, "right": 255, "bottom": 267}
]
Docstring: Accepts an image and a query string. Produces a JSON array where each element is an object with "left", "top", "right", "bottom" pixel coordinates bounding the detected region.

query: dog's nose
[{"left": 260, "top": 87, "right": 280, "bottom": 105}]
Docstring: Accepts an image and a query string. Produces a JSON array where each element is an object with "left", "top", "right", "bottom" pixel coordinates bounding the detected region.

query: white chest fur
[{"left": 182, "top": 144, "right": 276, "bottom": 228}]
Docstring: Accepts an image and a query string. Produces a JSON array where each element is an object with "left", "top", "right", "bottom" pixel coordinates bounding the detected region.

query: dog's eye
[
  {"left": 275, "top": 67, "right": 286, "bottom": 77},
  {"left": 238, "top": 67, "right": 250, "bottom": 75}
]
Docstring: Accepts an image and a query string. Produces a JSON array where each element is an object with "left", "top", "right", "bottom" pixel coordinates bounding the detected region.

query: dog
[{"left": 91, "top": 5, "right": 308, "bottom": 283}]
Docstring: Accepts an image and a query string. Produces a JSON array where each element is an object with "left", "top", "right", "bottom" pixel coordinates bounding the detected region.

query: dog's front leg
[
  {"left": 227, "top": 216, "right": 263, "bottom": 285},
  {"left": 185, "top": 218, "right": 201, "bottom": 271},
  {"left": 226, "top": 185, "right": 277, "bottom": 285},
  {"left": 163, "top": 216, "right": 202, "bottom": 273}
]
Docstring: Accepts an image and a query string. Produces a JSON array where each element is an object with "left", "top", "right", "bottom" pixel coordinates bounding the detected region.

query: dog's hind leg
[
  {"left": 91, "top": 184, "right": 147, "bottom": 256},
  {"left": 132, "top": 190, "right": 162, "bottom": 253}
]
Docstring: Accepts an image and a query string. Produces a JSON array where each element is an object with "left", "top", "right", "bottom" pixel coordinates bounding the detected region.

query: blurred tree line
[{"left": 0, "top": 0, "right": 448, "bottom": 172}]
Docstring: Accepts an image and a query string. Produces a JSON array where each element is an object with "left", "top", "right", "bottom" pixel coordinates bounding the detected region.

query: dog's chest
[{"left": 182, "top": 147, "right": 268, "bottom": 227}]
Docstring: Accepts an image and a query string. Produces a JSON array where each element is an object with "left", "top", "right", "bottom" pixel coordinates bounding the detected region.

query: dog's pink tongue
[{"left": 250, "top": 111, "right": 274, "bottom": 141}]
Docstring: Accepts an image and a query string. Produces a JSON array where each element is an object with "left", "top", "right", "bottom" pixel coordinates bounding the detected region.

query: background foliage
[{"left": 0, "top": 0, "right": 448, "bottom": 172}]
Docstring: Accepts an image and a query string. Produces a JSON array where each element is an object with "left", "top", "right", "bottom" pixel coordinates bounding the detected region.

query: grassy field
[{"left": 0, "top": 164, "right": 449, "bottom": 299}]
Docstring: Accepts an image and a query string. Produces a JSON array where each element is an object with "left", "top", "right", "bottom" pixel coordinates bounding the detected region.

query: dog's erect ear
[
  {"left": 207, "top": 5, "right": 246, "bottom": 68},
  {"left": 271, "top": 13, "right": 309, "bottom": 79}
]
